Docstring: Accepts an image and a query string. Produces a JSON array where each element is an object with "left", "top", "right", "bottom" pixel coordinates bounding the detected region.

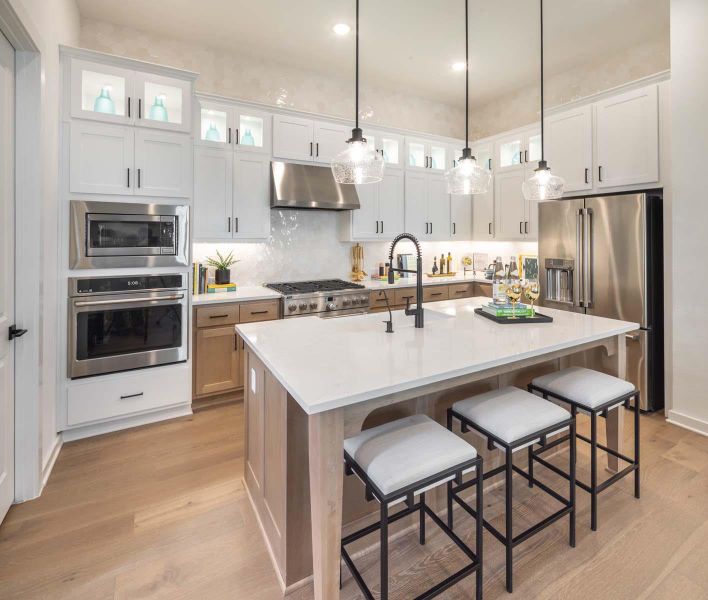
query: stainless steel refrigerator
[{"left": 539, "top": 192, "right": 664, "bottom": 411}]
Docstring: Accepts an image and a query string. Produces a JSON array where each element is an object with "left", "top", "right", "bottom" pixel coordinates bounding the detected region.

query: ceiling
[{"left": 76, "top": 0, "right": 669, "bottom": 108}]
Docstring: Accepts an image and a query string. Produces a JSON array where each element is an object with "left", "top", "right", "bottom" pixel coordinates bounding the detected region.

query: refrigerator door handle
[
  {"left": 584, "top": 207, "right": 594, "bottom": 308},
  {"left": 576, "top": 209, "right": 585, "bottom": 307}
]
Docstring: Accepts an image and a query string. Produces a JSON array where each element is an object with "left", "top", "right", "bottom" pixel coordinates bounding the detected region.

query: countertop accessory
[
  {"left": 331, "top": 0, "right": 384, "bottom": 185},
  {"left": 445, "top": 0, "right": 491, "bottom": 195},
  {"left": 427, "top": 271, "right": 457, "bottom": 278},
  {"left": 521, "top": 0, "right": 565, "bottom": 201},
  {"left": 388, "top": 233, "right": 424, "bottom": 328},
  {"left": 351, "top": 243, "right": 366, "bottom": 281},
  {"left": 205, "top": 249, "right": 239, "bottom": 285},
  {"left": 474, "top": 307, "right": 553, "bottom": 324}
]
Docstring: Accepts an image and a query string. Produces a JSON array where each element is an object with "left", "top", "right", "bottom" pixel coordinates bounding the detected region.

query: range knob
[
  {"left": 299, "top": 302, "right": 308, "bottom": 310},
  {"left": 350, "top": 297, "right": 359, "bottom": 305},
  {"left": 309, "top": 301, "right": 318, "bottom": 309},
  {"left": 342, "top": 298, "right": 351, "bottom": 306},
  {"left": 326, "top": 302, "right": 337, "bottom": 311},
  {"left": 288, "top": 303, "right": 297, "bottom": 312},
  {"left": 360, "top": 295, "right": 369, "bottom": 304}
]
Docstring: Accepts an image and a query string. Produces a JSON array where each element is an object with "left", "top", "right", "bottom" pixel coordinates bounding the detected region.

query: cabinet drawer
[
  {"left": 67, "top": 364, "right": 189, "bottom": 426},
  {"left": 370, "top": 290, "right": 393, "bottom": 309},
  {"left": 423, "top": 286, "right": 449, "bottom": 302},
  {"left": 394, "top": 287, "right": 416, "bottom": 306},
  {"left": 239, "top": 300, "right": 280, "bottom": 323},
  {"left": 196, "top": 304, "right": 240, "bottom": 327},
  {"left": 474, "top": 282, "right": 493, "bottom": 298},
  {"left": 448, "top": 283, "right": 474, "bottom": 299}
]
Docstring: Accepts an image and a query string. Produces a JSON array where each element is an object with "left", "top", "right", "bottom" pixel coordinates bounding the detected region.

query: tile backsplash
[{"left": 193, "top": 210, "right": 537, "bottom": 286}]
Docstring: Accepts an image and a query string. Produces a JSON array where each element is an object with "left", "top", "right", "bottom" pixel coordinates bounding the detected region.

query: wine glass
[
  {"left": 524, "top": 281, "right": 541, "bottom": 317},
  {"left": 506, "top": 282, "right": 523, "bottom": 319}
]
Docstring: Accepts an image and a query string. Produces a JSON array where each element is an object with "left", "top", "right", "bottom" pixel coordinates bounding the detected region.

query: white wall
[
  {"left": 8, "top": 0, "right": 80, "bottom": 471},
  {"left": 668, "top": 0, "right": 708, "bottom": 434}
]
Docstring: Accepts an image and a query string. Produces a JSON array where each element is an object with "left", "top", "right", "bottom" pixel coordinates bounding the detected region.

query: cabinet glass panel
[
  {"left": 476, "top": 147, "right": 493, "bottom": 171},
  {"left": 382, "top": 138, "right": 399, "bottom": 166},
  {"left": 238, "top": 114, "right": 265, "bottom": 148},
  {"left": 500, "top": 139, "right": 522, "bottom": 168},
  {"left": 528, "top": 134, "right": 542, "bottom": 163},
  {"left": 430, "top": 145, "right": 446, "bottom": 170},
  {"left": 200, "top": 108, "right": 228, "bottom": 143},
  {"left": 82, "top": 70, "right": 127, "bottom": 117},
  {"left": 143, "top": 81, "right": 184, "bottom": 126},
  {"left": 408, "top": 142, "right": 425, "bottom": 168}
]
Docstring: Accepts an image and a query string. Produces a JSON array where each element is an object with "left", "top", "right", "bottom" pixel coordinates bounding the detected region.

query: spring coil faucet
[{"left": 387, "top": 233, "right": 424, "bottom": 328}]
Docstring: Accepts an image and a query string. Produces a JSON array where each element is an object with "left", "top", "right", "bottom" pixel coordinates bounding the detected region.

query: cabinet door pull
[
  {"left": 316, "top": 142, "right": 319, "bottom": 157},
  {"left": 249, "top": 310, "right": 269, "bottom": 315},
  {"left": 376, "top": 221, "right": 379, "bottom": 234},
  {"left": 380, "top": 220, "right": 383, "bottom": 234},
  {"left": 430, "top": 222, "right": 433, "bottom": 234},
  {"left": 524, "top": 149, "right": 528, "bottom": 163},
  {"left": 431, "top": 292, "right": 442, "bottom": 297},
  {"left": 227, "top": 217, "right": 231, "bottom": 233},
  {"left": 235, "top": 128, "right": 239, "bottom": 145},
  {"left": 137, "top": 168, "right": 141, "bottom": 189},
  {"left": 209, "top": 314, "right": 229, "bottom": 319},
  {"left": 310, "top": 142, "right": 313, "bottom": 156},
  {"left": 234, "top": 334, "right": 238, "bottom": 351},
  {"left": 519, "top": 151, "right": 523, "bottom": 164},
  {"left": 584, "top": 167, "right": 589, "bottom": 184},
  {"left": 525, "top": 221, "right": 529, "bottom": 234},
  {"left": 120, "top": 392, "right": 143, "bottom": 400},
  {"left": 127, "top": 168, "right": 130, "bottom": 188},
  {"left": 488, "top": 158, "right": 492, "bottom": 170},
  {"left": 488, "top": 222, "right": 492, "bottom": 235},
  {"left": 453, "top": 222, "right": 456, "bottom": 235},
  {"left": 228, "top": 127, "right": 232, "bottom": 144},
  {"left": 138, "top": 98, "right": 142, "bottom": 119},
  {"left": 520, "top": 221, "right": 523, "bottom": 234},
  {"left": 127, "top": 97, "right": 131, "bottom": 118},
  {"left": 598, "top": 165, "right": 603, "bottom": 182},
  {"left": 235, "top": 217, "right": 239, "bottom": 233}
]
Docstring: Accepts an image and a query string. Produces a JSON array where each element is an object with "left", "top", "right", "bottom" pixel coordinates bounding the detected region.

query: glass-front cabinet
[
  {"left": 495, "top": 127, "right": 541, "bottom": 172},
  {"left": 405, "top": 136, "right": 448, "bottom": 172},
  {"left": 70, "top": 57, "right": 193, "bottom": 133},
  {"left": 196, "top": 99, "right": 271, "bottom": 154},
  {"left": 366, "top": 129, "right": 403, "bottom": 170}
]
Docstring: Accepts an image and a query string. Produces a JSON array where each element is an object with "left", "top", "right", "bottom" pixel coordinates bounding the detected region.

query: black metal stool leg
[
  {"left": 528, "top": 444, "right": 534, "bottom": 488},
  {"left": 380, "top": 501, "right": 389, "bottom": 600},
  {"left": 447, "top": 480, "right": 454, "bottom": 529},
  {"left": 420, "top": 492, "right": 426, "bottom": 545},
  {"left": 634, "top": 392, "right": 641, "bottom": 499},
  {"left": 505, "top": 448, "right": 514, "bottom": 593},
  {"left": 476, "top": 457, "right": 484, "bottom": 600},
  {"left": 569, "top": 417, "right": 577, "bottom": 548},
  {"left": 590, "top": 411, "right": 598, "bottom": 532}
]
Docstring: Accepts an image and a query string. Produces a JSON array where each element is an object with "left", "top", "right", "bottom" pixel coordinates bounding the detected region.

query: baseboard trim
[
  {"left": 667, "top": 410, "right": 708, "bottom": 437},
  {"left": 40, "top": 435, "right": 63, "bottom": 492}
]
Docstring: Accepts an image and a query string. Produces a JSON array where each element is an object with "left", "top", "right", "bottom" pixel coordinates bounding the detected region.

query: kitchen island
[{"left": 236, "top": 297, "right": 638, "bottom": 599}]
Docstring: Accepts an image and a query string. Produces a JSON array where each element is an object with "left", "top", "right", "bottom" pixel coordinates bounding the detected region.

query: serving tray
[{"left": 474, "top": 307, "right": 553, "bottom": 324}]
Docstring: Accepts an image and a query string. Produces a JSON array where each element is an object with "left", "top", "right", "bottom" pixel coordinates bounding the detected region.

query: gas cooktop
[{"left": 265, "top": 279, "right": 365, "bottom": 296}]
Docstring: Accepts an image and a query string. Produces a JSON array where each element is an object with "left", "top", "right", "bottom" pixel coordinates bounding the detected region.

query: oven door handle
[{"left": 74, "top": 294, "right": 185, "bottom": 307}]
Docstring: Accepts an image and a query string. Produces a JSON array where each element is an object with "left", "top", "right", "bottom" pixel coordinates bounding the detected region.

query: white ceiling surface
[{"left": 76, "top": 0, "right": 669, "bottom": 107}]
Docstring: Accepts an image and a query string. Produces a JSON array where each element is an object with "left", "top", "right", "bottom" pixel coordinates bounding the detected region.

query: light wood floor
[{"left": 1, "top": 404, "right": 707, "bottom": 600}]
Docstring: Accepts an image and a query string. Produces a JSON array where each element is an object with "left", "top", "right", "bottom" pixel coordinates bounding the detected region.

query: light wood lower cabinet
[
  {"left": 370, "top": 282, "right": 488, "bottom": 312},
  {"left": 192, "top": 299, "right": 279, "bottom": 400}
]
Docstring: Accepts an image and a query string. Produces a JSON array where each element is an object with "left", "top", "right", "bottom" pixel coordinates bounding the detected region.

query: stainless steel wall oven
[
  {"left": 68, "top": 274, "right": 188, "bottom": 379},
  {"left": 70, "top": 200, "right": 189, "bottom": 269}
]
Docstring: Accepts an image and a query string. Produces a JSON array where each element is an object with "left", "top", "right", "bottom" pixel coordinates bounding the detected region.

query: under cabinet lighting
[{"left": 332, "top": 23, "right": 351, "bottom": 35}]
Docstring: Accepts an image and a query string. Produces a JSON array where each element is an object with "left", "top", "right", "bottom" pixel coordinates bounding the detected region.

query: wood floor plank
[{"left": 0, "top": 404, "right": 706, "bottom": 599}]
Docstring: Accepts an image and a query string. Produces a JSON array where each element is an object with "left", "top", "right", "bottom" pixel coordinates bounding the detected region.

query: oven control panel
[{"left": 70, "top": 274, "right": 186, "bottom": 296}]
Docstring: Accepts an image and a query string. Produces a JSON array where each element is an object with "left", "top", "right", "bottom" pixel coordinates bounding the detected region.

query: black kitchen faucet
[{"left": 387, "top": 233, "right": 424, "bottom": 329}]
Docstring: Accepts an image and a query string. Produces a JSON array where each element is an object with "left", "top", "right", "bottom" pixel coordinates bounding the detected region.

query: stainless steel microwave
[{"left": 70, "top": 200, "right": 189, "bottom": 269}]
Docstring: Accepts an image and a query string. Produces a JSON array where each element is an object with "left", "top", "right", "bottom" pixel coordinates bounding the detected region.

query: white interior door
[{"left": 0, "top": 30, "right": 15, "bottom": 524}]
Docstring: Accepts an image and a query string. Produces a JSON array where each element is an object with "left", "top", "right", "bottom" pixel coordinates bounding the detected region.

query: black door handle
[
  {"left": 584, "top": 168, "right": 589, "bottom": 184},
  {"left": 8, "top": 325, "right": 28, "bottom": 340},
  {"left": 598, "top": 165, "right": 603, "bottom": 182}
]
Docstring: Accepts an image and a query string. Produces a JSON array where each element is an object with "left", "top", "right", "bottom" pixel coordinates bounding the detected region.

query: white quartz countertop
[
  {"left": 192, "top": 286, "right": 281, "bottom": 305},
  {"left": 236, "top": 297, "right": 638, "bottom": 415}
]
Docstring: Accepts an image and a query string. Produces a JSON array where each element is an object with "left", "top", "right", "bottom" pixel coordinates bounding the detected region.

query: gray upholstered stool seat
[
  {"left": 344, "top": 414, "right": 478, "bottom": 496},
  {"left": 532, "top": 367, "right": 635, "bottom": 410},
  {"left": 452, "top": 386, "right": 570, "bottom": 447}
]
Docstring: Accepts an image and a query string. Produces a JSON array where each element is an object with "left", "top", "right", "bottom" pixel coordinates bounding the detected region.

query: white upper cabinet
[
  {"left": 134, "top": 72, "right": 191, "bottom": 133},
  {"left": 377, "top": 170, "right": 405, "bottom": 236},
  {"left": 494, "top": 169, "right": 527, "bottom": 240},
  {"left": 70, "top": 59, "right": 134, "bottom": 126},
  {"left": 366, "top": 129, "right": 403, "bottom": 170},
  {"left": 134, "top": 130, "right": 192, "bottom": 197},
  {"left": 69, "top": 56, "right": 193, "bottom": 133},
  {"left": 197, "top": 99, "right": 272, "bottom": 154},
  {"left": 351, "top": 183, "right": 379, "bottom": 239},
  {"left": 405, "top": 137, "right": 448, "bottom": 172},
  {"left": 272, "top": 115, "right": 314, "bottom": 161},
  {"left": 545, "top": 105, "right": 593, "bottom": 192},
  {"left": 404, "top": 172, "right": 450, "bottom": 240},
  {"left": 595, "top": 85, "right": 659, "bottom": 188},
  {"left": 313, "top": 120, "right": 350, "bottom": 164},
  {"left": 69, "top": 121, "right": 134, "bottom": 195},
  {"left": 450, "top": 194, "right": 473, "bottom": 239},
  {"left": 194, "top": 146, "right": 233, "bottom": 240},
  {"left": 346, "top": 169, "right": 404, "bottom": 241},
  {"left": 495, "top": 127, "right": 540, "bottom": 172},
  {"left": 233, "top": 153, "right": 271, "bottom": 240}
]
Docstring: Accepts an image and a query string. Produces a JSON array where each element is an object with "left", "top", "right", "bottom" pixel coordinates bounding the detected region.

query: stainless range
[{"left": 265, "top": 279, "right": 369, "bottom": 318}]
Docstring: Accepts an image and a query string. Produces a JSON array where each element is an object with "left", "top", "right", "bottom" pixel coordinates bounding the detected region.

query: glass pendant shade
[
  {"left": 332, "top": 139, "right": 384, "bottom": 184},
  {"left": 149, "top": 95, "right": 168, "bottom": 122},
  {"left": 93, "top": 86, "right": 115, "bottom": 115},
  {"left": 522, "top": 162, "right": 565, "bottom": 201},
  {"left": 446, "top": 156, "right": 491, "bottom": 194}
]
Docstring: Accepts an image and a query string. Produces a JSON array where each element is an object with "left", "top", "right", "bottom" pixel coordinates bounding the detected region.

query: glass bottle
[
  {"left": 149, "top": 94, "right": 169, "bottom": 122},
  {"left": 205, "top": 122, "right": 221, "bottom": 142},
  {"left": 93, "top": 85, "right": 116, "bottom": 115},
  {"left": 241, "top": 128, "right": 255, "bottom": 146}
]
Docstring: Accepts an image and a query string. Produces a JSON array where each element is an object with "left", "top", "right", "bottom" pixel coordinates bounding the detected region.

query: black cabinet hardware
[
  {"left": 519, "top": 151, "right": 523, "bottom": 164},
  {"left": 316, "top": 142, "right": 319, "bottom": 157},
  {"left": 227, "top": 217, "right": 231, "bottom": 232},
  {"left": 235, "top": 129, "right": 239, "bottom": 145},
  {"left": 120, "top": 392, "right": 143, "bottom": 400},
  {"left": 585, "top": 168, "right": 589, "bottom": 184},
  {"left": 138, "top": 98, "right": 142, "bottom": 119},
  {"left": 127, "top": 168, "right": 130, "bottom": 188},
  {"left": 250, "top": 310, "right": 269, "bottom": 315},
  {"left": 209, "top": 314, "right": 229, "bottom": 319},
  {"left": 137, "top": 168, "right": 141, "bottom": 188},
  {"left": 380, "top": 220, "right": 383, "bottom": 234},
  {"left": 520, "top": 222, "right": 523, "bottom": 234},
  {"left": 8, "top": 325, "right": 28, "bottom": 341},
  {"left": 524, "top": 149, "right": 528, "bottom": 163},
  {"left": 488, "top": 222, "right": 492, "bottom": 235},
  {"left": 488, "top": 158, "right": 492, "bottom": 170},
  {"left": 453, "top": 222, "right": 456, "bottom": 235},
  {"left": 525, "top": 221, "right": 529, "bottom": 234},
  {"left": 127, "top": 97, "right": 131, "bottom": 118},
  {"left": 376, "top": 221, "right": 379, "bottom": 234},
  {"left": 228, "top": 127, "right": 232, "bottom": 144},
  {"left": 235, "top": 217, "right": 239, "bottom": 233},
  {"left": 598, "top": 165, "right": 603, "bottom": 182},
  {"left": 310, "top": 142, "right": 313, "bottom": 156}
]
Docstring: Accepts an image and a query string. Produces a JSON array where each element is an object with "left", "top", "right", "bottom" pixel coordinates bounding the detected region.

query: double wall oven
[
  {"left": 68, "top": 274, "right": 189, "bottom": 379},
  {"left": 70, "top": 200, "right": 189, "bottom": 269}
]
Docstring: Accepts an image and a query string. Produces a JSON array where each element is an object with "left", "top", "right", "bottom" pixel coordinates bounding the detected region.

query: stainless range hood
[{"left": 270, "top": 161, "right": 360, "bottom": 211}]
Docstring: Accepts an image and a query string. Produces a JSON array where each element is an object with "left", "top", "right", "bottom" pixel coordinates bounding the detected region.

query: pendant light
[
  {"left": 522, "top": 0, "right": 565, "bottom": 201},
  {"left": 445, "top": 0, "right": 491, "bottom": 195},
  {"left": 331, "top": 0, "right": 384, "bottom": 185}
]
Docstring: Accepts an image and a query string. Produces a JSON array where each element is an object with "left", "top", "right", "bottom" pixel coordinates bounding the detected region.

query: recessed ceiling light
[
  {"left": 332, "top": 23, "right": 351, "bottom": 36},
  {"left": 451, "top": 61, "right": 466, "bottom": 72}
]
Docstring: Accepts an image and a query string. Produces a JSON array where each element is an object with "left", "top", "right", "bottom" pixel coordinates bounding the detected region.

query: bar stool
[
  {"left": 447, "top": 387, "right": 576, "bottom": 594},
  {"left": 342, "top": 414, "right": 484, "bottom": 600},
  {"left": 528, "top": 367, "right": 640, "bottom": 531}
]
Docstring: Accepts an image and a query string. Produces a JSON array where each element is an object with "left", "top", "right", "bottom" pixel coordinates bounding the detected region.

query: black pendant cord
[
  {"left": 355, "top": 0, "right": 359, "bottom": 131},
  {"left": 540, "top": 0, "right": 545, "bottom": 163},
  {"left": 464, "top": 0, "right": 469, "bottom": 152}
]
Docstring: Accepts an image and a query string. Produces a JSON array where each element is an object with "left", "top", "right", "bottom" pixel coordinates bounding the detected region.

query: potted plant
[{"left": 206, "top": 249, "right": 239, "bottom": 284}]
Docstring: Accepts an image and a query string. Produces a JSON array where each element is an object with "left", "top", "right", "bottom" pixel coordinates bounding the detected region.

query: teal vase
[
  {"left": 241, "top": 128, "right": 255, "bottom": 146},
  {"left": 149, "top": 95, "right": 168, "bottom": 122},
  {"left": 205, "top": 122, "right": 221, "bottom": 142},
  {"left": 93, "top": 86, "right": 115, "bottom": 115}
]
